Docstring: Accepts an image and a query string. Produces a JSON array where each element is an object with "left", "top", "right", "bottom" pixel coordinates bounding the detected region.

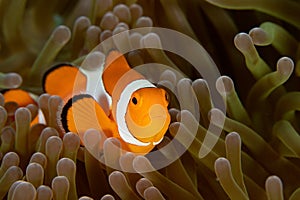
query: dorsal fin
[{"left": 102, "top": 50, "right": 144, "bottom": 96}]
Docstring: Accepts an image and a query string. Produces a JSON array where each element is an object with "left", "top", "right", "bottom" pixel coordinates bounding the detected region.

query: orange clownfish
[
  {"left": 2, "top": 89, "right": 37, "bottom": 107},
  {"left": 2, "top": 89, "right": 46, "bottom": 125},
  {"left": 43, "top": 51, "right": 171, "bottom": 154}
]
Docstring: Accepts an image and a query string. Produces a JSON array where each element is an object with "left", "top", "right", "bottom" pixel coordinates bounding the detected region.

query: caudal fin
[{"left": 42, "top": 64, "right": 87, "bottom": 102}]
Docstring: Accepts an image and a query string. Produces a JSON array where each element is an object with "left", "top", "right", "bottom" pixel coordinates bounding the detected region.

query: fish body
[
  {"left": 44, "top": 51, "right": 171, "bottom": 154},
  {"left": 2, "top": 89, "right": 45, "bottom": 125}
]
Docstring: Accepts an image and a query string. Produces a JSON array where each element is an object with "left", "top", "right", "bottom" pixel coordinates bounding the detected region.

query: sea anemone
[{"left": 1, "top": 0, "right": 300, "bottom": 199}]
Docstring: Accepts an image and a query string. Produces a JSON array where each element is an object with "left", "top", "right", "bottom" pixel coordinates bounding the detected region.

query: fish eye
[{"left": 132, "top": 97, "right": 138, "bottom": 105}]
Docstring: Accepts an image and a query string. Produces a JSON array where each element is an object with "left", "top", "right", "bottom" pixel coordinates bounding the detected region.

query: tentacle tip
[
  {"left": 133, "top": 155, "right": 154, "bottom": 173},
  {"left": 140, "top": 32, "right": 161, "bottom": 49},
  {"left": 208, "top": 108, "right": 226, "bottom": 126},
  {"left": 75, "top": 16, "right": 91, "bottom": 26},
  {"left": 265, "top": 175, "right": 283, "bottom": 198},
  {"left": 135, "top": 16, "right": 153, "bottom": 28},
  {"left": 81, "top": 51, "right": 105, "bottom": 71},
  {"left": 112, "top": 26, "right": 128, "bottom": 35},
  {"left": 53, "top": 25, "right": 71, "bottom": 44},
  {"left": 100, "top": 194, "right": 115, "bottom": 200},
  {"left": 56, "top": 157, "right": 76, "bottom": 175},
  {"left": 234, "top": 32, "right": 253, "bottom": 52},
  {"left": 100, "top": 12, "right": 119, "bottom": 30},
  {"left": 249, "top": 27, "right": 270, "bottom": 46},
  {"left": 225, "top": 132, "right": 241, "bottom": 147},
  {"left": 113, "top": 4, "right": 132, "bottom": 24},
  {"left": 216, "top": 76, "right": 234, "bottom": 95},
  {"left": 108, "top": 171, "right": 126, "bottom": 186},
  {"left": 277, "top": 57, "right": 294, "bottom": 76},
  {"left": 214, "top": 157, "right": 230, "bottom": 172},
  {"left": 15, "top": 107, "right": 32, "bottom": 122},
  {"left": 3, "top": 73, "right": 23, "bottom": 89}
]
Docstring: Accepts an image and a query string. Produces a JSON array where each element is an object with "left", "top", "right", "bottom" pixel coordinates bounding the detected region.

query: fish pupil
[{"left": 132, "top": 97, "right": 138, "bottom": 105}]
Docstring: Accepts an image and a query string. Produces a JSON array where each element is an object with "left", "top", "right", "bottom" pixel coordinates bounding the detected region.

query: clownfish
[
  {"left": 2, "top": 89, "right": 46, "bottom": 125},
  {"left": 2, "top": 89, "right": 37, "bottom": 107},
  {"left": 43, "top": 50, "right": 171, "bottom": 154}
]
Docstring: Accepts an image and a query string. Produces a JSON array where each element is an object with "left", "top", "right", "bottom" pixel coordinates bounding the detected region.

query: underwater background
[{"left": 0, "top": 0, "right": 300, "bottom": 199}]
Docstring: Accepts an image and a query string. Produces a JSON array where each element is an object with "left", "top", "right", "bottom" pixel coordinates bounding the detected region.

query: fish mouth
[
  {"left": 127, "top": 113, "right": 170, "bottom": 138},
  {"left": 133, "top": 120, "right": 169, "bottom": 145},
  {"left": 150, "top": 115, "right": 167, "bottom": 120},
  {"left": 134, "top": 135, "right": 164, "bottom": 146}
]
